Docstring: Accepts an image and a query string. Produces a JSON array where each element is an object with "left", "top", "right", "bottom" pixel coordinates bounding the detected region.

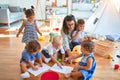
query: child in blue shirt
[
  {"left": 20, "top": 40, "right": 42, "bottom": 78},
  {"left": 71, "top": 19, "right": 87, "bottom": 50},
  {"left": 65, "top": 40, "right": 96, "bottom": 80}
]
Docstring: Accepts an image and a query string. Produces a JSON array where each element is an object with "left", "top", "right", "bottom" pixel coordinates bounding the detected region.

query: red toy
[
  {"left": 41, "top": 71, "right": 59, "bottom": 80},
  {"left": 53, "top": 28, "right": 59, "bottom": 31},
  {"left": 114, "top": 64, "right": 119, "bottom": 69}
]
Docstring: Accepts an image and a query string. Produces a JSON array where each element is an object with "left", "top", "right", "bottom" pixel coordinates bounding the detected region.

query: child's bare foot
[{"left": 64, "top": 73, "right": 71, "bottom": 78}]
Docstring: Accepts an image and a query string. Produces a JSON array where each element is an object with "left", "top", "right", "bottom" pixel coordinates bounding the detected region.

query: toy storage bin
[{"left": 94, "top": 40, "right": 115, "bottom": 57}]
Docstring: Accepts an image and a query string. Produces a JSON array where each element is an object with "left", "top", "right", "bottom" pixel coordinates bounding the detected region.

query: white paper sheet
[
  {"left": 27, "top": 64, "right": 51, "bottom": 76},
  {"left": 50, "top": 64, "right": 73, "bottom": 74}
]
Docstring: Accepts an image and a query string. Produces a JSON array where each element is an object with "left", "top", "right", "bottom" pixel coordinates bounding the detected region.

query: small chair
[{"left": 41, "top": 71, "right": 59, "bottom": 80}]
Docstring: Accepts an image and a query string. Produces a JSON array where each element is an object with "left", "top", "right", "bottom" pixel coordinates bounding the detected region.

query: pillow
[
  {"left": 106, "top": 34, "right": 120, "bottom": 41},
  {"left": 8, "top": 6, "right": 20, "bottom": 12},
  {"left": 0, "top": 4, "right": 9, "bottom": 9}
]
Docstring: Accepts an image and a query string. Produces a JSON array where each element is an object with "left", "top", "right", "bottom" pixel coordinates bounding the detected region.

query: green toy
[{"left": 57, "top": 58, "right": 62, "bottom": 62}]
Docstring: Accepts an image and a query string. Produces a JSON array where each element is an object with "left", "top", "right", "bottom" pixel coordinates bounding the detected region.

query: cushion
[
  {"left": 0, "top": 4, "right": 9, "bottom": 9},
  {"left": 8, "top": 6, "right": 20, "bottom": 12},
  {"left": 106, "top": 34, "right": 120, "bottom": 41}
]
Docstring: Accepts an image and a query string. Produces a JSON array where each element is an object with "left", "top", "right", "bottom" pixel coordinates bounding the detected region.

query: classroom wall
[{"left": 0, "top": 0, "right": 46, "bottom": 20}]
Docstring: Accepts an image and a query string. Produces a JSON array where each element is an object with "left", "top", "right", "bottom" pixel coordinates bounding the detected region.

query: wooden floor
[{"left": 0, "top": 23, "right": 120, "bottom": 80}]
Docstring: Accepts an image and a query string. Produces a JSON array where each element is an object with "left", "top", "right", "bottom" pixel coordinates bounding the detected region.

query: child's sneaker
[{"left": 20, "top": 71, "right": 30, "bottom": 78}]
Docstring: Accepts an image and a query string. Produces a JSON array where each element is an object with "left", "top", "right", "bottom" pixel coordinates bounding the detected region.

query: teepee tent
[
  {"left": 93, "top": 0, "right": 120, "bottom": 35},
  {"left": 85, "top": 0, "right": 120, "bottom": 35}
]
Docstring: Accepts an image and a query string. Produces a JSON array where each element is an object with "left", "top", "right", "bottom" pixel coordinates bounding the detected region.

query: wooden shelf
[{"left": 46, "top": 0, "right": 68, "bottom": 19}]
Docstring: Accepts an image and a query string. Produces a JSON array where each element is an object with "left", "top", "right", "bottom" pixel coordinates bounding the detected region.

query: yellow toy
[
  {"left": 107, "top": 54, "right": 113, "bottom": 59},
  {"left": 72, "top": 45, "right": 81, "bottom": 55},
  {"left": 39, "top": 36, "right": 45, "bottom": 41},
  {"left": 71, "top": 45, "right": 81, "bottom": 62}
]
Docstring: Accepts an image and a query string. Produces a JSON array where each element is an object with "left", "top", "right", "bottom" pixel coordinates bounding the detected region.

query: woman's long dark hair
[{"left": 62, "top": 14, "right": 77, "bottom": 35}]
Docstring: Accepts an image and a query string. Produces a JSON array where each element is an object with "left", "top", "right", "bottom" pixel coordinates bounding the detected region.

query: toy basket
[{"left": 94, "top": 40, "right": 115, "bottom": 57}]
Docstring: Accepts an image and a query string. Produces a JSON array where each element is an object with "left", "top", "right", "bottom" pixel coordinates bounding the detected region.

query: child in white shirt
[{"left": 41, "top": 35, "right": 65, "bottom": 68}]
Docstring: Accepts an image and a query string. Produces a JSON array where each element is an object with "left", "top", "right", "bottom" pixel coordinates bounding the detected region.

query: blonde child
[
  {"left": 41, "top": 35, "right": 65, "bottom": 68},
  {"left": 16, "top": 8, "right": 42, "bottom": 43},
  {"left": 65, "top": 40, "right": 96, "bottom": 80},
  {"left": 20, "top": 40, "right": 42, "bottom": 78},
  {"left": 71, "top": 19, "right": 87, "bottom": 49}
]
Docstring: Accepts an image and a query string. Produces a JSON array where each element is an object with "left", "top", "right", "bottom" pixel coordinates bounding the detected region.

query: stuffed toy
[
  {"left": 71, "top": 45, "right": 81, "bottom": 55},
  {"left": 71, "top": 45, "right": 81, "bottom": 62}
]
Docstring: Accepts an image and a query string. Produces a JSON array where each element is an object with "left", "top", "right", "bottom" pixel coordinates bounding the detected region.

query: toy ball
[
  {"left": 114, "top": 64, "right": 119, "bottom": 69},
  {"left": 41, "top": 71, "right": 59, "bottom": 80},
  {"left": 39, "top": 36, "right": 45, "bottom": 41},
  {"left": 107, "top": 54, "right": 113, "bottom": 59},
  {"left": 57, "top": 58, "right": 62, "bottom": 62}
]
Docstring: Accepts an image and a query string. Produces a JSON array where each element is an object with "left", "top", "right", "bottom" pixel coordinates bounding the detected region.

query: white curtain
[{"left": 35, "top": 0, "right": 46, "bottom": 20}]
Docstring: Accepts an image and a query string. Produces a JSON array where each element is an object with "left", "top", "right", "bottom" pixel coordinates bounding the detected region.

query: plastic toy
[
  {"left": 41, "top": 71, "right": 59, "bottom": 80},
  {"left": 39, "top": 36, "right": 45, "bottom": 41},
  {"left": 71, "top": 45, "right": 81, "bottom": 62},
  {"left": 72, "top": 45, "right": 81, "bottom": 55},
  {"left": 57, "top": 58, "right": 62, "bottom": 62},
  {"left": 53, "top": 28, "right": 59, "bottom": 31},
  {"left": 107, "top": 54, "right": 113, "bottom": 59},
  {"left": 114, "top": 64, "right": 119, "bottom": 69}
]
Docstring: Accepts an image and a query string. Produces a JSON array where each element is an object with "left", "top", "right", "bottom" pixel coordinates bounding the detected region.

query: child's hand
[
  {"left": 66, "top": 58, "right": 72, "bottom": 64},
  {"left": 61, "top": 61, "right": 65, "bottom": 65},
  {"left": 40, "top": 32, "right": 42, "bottom": 36},
  {"left": 32, "top": 66, "right": 38, "bottom": 70},
  {"left": 79, "top": 38, "right": 83, "bottom": 42},
  {"left": 57, "top": 63, "right": 62, "bottom": 69},
  {"left": 39, "top": 63, "right": 43, "bottom": 67}
]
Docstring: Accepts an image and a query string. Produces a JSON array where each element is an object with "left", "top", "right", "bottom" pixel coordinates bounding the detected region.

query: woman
[{"left": 61, "top": 14, "right": 77, "bottom": 57}]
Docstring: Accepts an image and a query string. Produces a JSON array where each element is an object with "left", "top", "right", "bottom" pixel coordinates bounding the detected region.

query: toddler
[
  {"left": 20, "top": 40, "right": 42, "bottom": 78},
  {"left": 16, "top": 7, "right": 42, "bottom": 43},
  {"left": 71, "top": 19, "right": 87, "bottom": 49},
  {"left": 41, "top": 35, "right": 65, "bottom": 68},
  {"left": 65, "top": 40, "right": 96, "bottom": 80}
]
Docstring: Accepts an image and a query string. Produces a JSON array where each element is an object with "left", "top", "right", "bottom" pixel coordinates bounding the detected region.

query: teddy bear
[
  {"left": 71, "top": 45, "right": 82, "bottom": 62},
  {"left": 71, "top": 45, "right": 81, "bottom": 55}
]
